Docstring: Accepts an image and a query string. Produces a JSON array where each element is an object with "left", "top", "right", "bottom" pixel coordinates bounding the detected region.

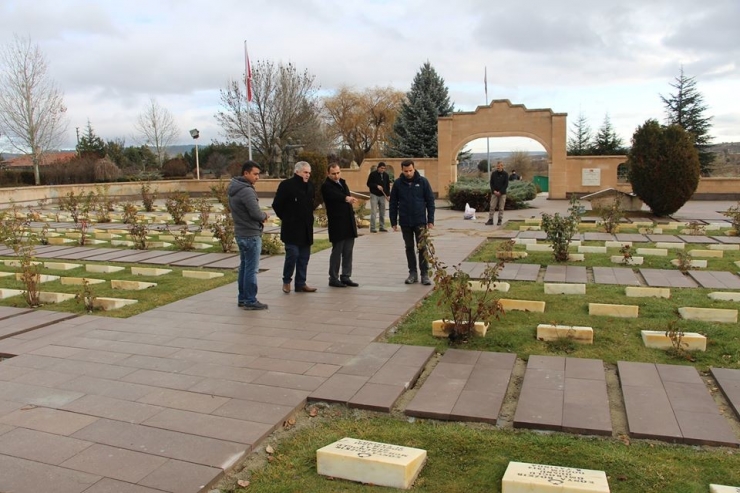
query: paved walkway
[{"left": 1, "top": 200, "right": 740, "bottom": 492}]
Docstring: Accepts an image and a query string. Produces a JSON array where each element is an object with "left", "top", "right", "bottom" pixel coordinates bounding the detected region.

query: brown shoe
[
  {"left": 296, "top": 285, "right": 317, "bottom": 293},
  {"left": 282, "top": 283, "right": 291, "bottom": 294}
]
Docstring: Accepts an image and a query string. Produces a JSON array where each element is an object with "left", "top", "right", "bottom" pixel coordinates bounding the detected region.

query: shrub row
[{"left": 447, "top": 179, "right": 537, "bottom": 211}]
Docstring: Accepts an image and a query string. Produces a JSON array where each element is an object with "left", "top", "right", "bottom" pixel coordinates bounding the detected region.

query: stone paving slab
[
  {"left": 615, "top": 233, "right": 649, "bottom": 242},
  {"left": 112, "top": 250, "right": 177, "bottom": 263},
  {"left": 170, "top": 252, "right": 240, "bottom": 267},
  {"left": 647, "top": 234, "right": 681, "bottom": 242},
  {"left": 711, "top": 368, "right": 740, "bottom": 420},
  {"left": 592, "top": 267, "right": 642, "bottom": 286},
  {"left": 543, "top": 265, "right": 587, "bottom": 283},
  {"left": 497, "top": 263, "right": 541, "bottom": 281},
  {"left": 0, "top": 306, "right": 33, "bottom": 320},
  {"left": 139, "top": 251, "right": 205, "bottom": 265},
  {"left": 513, "top": 355, "right": 611, "bottom": 436},
  {"left": 76, "top": 249, "right": 151, "bottom": 262},
  {"left": 619, "top": 361, "right": 739, "bottom": 447},
  {"left": 640, "top": 268, "right": 698, "bottom": 288},
  {"left": 53, "top": 248, "right": 121, "bottom": 260},
  {"left": 0, "top": 311, "right": 79, "bottom": 340},
  {"left": 404, "top": 350, "right": 516, "bottom": 424},
  {"left": 714, "top": 236, "right": 740, "bottom": 244},
  {"left": 688, "top": 271, "right": 740, "bottom": 289},
  {"left": 199, "top": 255, "right": 241, "bottom": 269},
  {"left": 516, "top": 231, "right": 547, "bottom": 239},
  {"left": 679, "top": 235, "right": 718, "bottom": 244},
  {"left": 583, "top": 232, "right": 615, "bottom": 241}
]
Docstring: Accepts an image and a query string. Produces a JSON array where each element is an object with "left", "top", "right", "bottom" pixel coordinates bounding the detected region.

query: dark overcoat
[
  {"left": 321, "top": 177, "right": 358, "bottom": 244},
  {"left": 272, "top": 174, "right": 315, "bottom": 246}
]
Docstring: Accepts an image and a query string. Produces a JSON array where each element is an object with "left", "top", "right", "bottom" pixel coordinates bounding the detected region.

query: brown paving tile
[
  {"left": 656, "top": 364, "right": 703, "bottom": 384},
  {"left": 562, "top": 378, "right": 612, "bottom": 436},
  {"left": 212, "top": 399, "right": 298, "bottom": 425},
  {"left": 58, "top": 375, "right": 156, "bottom": 401},
  {"left": 0, "top": 380, "right": 85, "bottom": 407},
  {"left": 309, "top": 373, "right": 369, "bottom": 403},
  {"left": 137, "top": 388, "right": 230, "bottom": 414},
  {"left": 79, "top": 478, "right": 167, "bottom": 493},
  {"left": 188, "top": 378, "right": 310, "bottom": 407},
  {"left": 245, "top": 357, "right": 316, "bottom": 374},
  {"left": 439, "top": 349, "right": 480, "bottom": 365},
  {"left": 168, "top": 348, "right": 259, "bottom": 367},
  {"left": 513, "top": 386, "right": 563, "bottom": 430},
  {"left": 71, "top": 419, "right": 247, "bottom": 469},
  {"left": 0, "top": 427, "right": 93, "bottom": 465},
  {"left": 449, "top": 390, "right": 505, "bottom": 424},
  {"left": 527, "top": 354, "right": 565, "bottom": 371},
  {"left": 712, "top": 368, "right": 740, "bottom": 418},
  {"left": 522, "top": 368, "right": 565, "bottom": 391},
  {"left": 348, "top": 383, "right": 404, "bottom": 412},
  {"left": 181, "top": 362, "right": 265, "bottom": 383},
  {"left": 0, "top": 399, "right": 24, "bottom": 417},
  {"left": 139, "top": 458, "right": 223, "bottom": 493},
  {"left": 4, "top": 353, "right": 62, "bottom": 369},
  {"left": 621, "top": 386, "right": 682, "bottom": 440},
  {"left": 279, "top": 339, "right": 333, "bottom": 352},
  {"left": 121, "top": 369, "right": 203, "bottom": 391},
  {"left": 0, "top": 422, "right": 14, "bottom": 435},
  {"left": 663, "top": 381, "right": 720, "bottom": 414},
  {"left": 46, "top": 359, "right": 139, "bottom": 380},
  {"left": 63, "top": 348, "right": 133, "bottom": 365},
  {"left": 617, "top": 361, "right": 663, "bottom": 387},
  {"left": 252, "top": 371, "right": 326, "bottom": 391},
  {"left": 12, "top": 368, "right": 79, "bottom": 387},
  {"left": 325, "top": 341, "right": 371, "bottom": 355},
  {"left": 61, "top": 443, "right": 168, "bottom": 483},
  {"left": 304, "top": 363, "right": 341, "bottom": 378},
  {"left": 0, "top": 406, "right": 98, "bottom": 435},
  {"left": 565, "top": 358, "right": 605, "bottom": 381},
  {"left": 475, "top": 351, "right": 517, "bottom": 369},
  {"left": 143, "top": 408, "right": 273, "bottom": 445},
  {"left": 368, "top": 363, "right": 424, "bottom": 388},
  {"left": 62, "top": 394, "right": 164, "bottom": 424},
  {"left": 404, "top": 377, "right": 466, "bottom": 420},
  {"left": 389, "top": 345, "right": 434, "bottom": 368},
  {"left": 674, "top": 410, "right": 740, "bottom": 447},
  {"left": 0, "top": 454, "right": 100, "bottom": 493},
  {"left": 431, "top": 362, "right": 475, "bottom": 380},
  {"left": 0, "top": 363, "right": 31, "bottom": 381},
  {"left": 465, "top": 368, "right": 514, "bottom": 394},
  {"left": 29, "top": 345, "right": 84, "bottom": 358}
]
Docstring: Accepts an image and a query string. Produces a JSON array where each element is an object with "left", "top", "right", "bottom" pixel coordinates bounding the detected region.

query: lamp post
[{"left": 189, "top": 129, "right": 200, "bottom": 180}]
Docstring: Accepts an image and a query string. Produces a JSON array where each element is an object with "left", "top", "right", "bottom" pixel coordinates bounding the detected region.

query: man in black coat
[
  {"left": 272, "top": 161, "right": 317, "bottom": 293},
  {"left": 366, "top": 161, "right": 390, "bottom": 232},
  {"left": 486, "top": 160, "right": 509, "bottom": 226},
  {"left": 321, "top": 163, "right": 359, "bottom": 287}
]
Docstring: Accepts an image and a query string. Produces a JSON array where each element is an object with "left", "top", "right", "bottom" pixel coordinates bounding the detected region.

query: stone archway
[{"left": 437, "top": 99, "right": 568, "bottom": 198}]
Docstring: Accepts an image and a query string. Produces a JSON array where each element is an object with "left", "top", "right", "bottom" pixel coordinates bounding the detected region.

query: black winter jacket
[
  {"left": 490, "top": 170, "right": 509, "bottom": 194},
  {"left": 321, "top": 177, "right": 358, "bottom": 243},
  {"left": 272, "top": 174, "right": 314, "bottom": 246},
  {"left": 366, "top": 169, "right": 390, "bottom": 197},
  {"left": 389, "top": 171, "right": 435, "bottom": 228}
]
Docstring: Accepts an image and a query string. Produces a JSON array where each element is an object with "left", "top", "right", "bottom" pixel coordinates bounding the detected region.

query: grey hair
[{"left": 294, "top": 161, "right": 311, "bottom": 173}]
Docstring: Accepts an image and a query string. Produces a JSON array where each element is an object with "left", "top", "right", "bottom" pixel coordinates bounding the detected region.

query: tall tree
[
  {"left": 215, "top": 60, "right": 324, "bottom": 176},
  {"left": 323, "top": 86, "right": 404, "bottom": 165},
  {"left": 628, "top": 119, "right": 700, "bottom": 216},
  {"left": 0, "top": 34, "right": 68, "bottom": 185},
  {"left": 134, "top": 98, "right": 179, "bottom": 168},
  {"left": 390, "top": 62, "right": 454, "bottom": 158},
  {"left": 566, "top": 113, "right": 593, "bottom": 156},
  {"left": 661, "top": 66, "right": 714, "bottom": 175},
  {"left": 76, "top": 119, "right": 106, "bottom": 159},
  {"left": 591, "top": 114, "right": 626, "bottom": 155}
]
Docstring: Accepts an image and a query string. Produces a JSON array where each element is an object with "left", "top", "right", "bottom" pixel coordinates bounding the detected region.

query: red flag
[{"left": 245, "top": 42, "right": 253, "bottom": 102}]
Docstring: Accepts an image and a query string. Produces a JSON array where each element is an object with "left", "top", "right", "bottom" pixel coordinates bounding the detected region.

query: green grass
[{"left": 219, "top": 407, "right": 740, "bottom": 493}]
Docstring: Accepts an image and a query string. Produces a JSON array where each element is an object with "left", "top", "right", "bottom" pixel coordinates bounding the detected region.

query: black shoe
[
  {"left": 405, "top": 274, "right": 418, "bottom": 284},
  {"left": 370, "top": 230, "right": 377, "bottom": 233},
  {"left": 341, "top": 279, "right": 359, "bottom": 287},
  {"left": 238, "top": 301, "right": 245, "bottom": 307},
  {"left": 242, "top": 301, "right": 268, "bottom": 310},
  {"left": 421, "top": 275, "right": 432, "bottom": 286},
  {"left": 485, "top": 219, "right": 493, "bottom": 225},
  {"left": 329, "top": 279, "right": 347, "bottom": 288},
  {"left": 379, "top": 228, "right": 388, "bottom": 232},
  {"left": 497, "top": 219, "right": 503, "bottom": 226}
]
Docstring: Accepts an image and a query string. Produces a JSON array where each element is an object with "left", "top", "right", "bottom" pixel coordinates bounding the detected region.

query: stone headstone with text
[{"left": 502, "top": 461, "right": 610, "bottom": 492}]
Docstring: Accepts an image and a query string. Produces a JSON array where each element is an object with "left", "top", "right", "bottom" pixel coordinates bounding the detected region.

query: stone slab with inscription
[
  {"left": 711, "top": 485, "right": 740, "bottom": 493},
  {"left": 317, "top": 437, "right": 426, "bottom": 490},
  {"left": 502, "top": 461, "right": 610, "bottom": 492}
]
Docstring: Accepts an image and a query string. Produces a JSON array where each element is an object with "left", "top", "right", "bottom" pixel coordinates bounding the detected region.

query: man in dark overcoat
[{"left": 321, "top": 163, "right": 359, "bottom": 287}]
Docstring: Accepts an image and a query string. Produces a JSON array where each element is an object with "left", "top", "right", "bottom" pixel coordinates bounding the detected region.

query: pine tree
[
  {"left": 661, "top": 67, "right": 714, "bottom": 175},
  {"left": 76, "top": 120, "right": 106, "bottom": 159},
  {"left": 390, "top": 62, "right": 454, "bottom": 158},
  {"left": 591, "top": 114, "right": 626, "bottom": 155},
  {"left": 566, "top": 113, "right": 593, "bottom": 155}
]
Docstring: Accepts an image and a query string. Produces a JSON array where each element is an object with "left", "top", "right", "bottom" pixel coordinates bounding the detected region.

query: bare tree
[
  {"left": 133, "top": 98, "right": 179, "bottom": 168},
  {"left": 0, "top": 34, "right": 68, "bottom": 185},
  {"left": 215, "top": 60, "right": 323, "bottom": 176}
]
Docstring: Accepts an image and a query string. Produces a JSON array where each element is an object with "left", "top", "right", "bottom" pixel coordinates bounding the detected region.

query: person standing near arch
[{"left": 486, "top": 161, "right": 509, "bottom": 226}]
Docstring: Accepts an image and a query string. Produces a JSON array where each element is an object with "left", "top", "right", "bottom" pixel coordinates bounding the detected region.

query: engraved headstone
[
  {"left": 502, "top": 461, "right": 610, "bottom": 492},
  {"left": 317, "top": 437, "right": 426, "bottom": 490},
  {"left": 710, "top": 485, "right": 740, "bottom": 493}
]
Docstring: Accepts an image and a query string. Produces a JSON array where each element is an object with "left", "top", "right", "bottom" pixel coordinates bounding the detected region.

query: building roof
[{"left": 0, "top": 151, "right": 77, "bottom": 169}]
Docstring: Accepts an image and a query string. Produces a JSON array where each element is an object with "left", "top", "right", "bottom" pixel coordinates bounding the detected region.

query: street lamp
[{"left": 189, "top": 129, "right": 200, "bottom": 180}]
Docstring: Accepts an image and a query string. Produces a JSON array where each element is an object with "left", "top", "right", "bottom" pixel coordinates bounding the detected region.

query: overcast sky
[{"left": 1, "top": 0, "right": 738, "bottom": 154}]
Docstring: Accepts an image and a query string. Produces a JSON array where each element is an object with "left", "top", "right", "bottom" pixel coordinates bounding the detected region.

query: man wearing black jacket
[
  {"left": 486, "top": 161, "right": 509, "bottom": 226},
  {"left": 366, "top": 162, "right": 390, "bottom": 232},
  {"left": 321, "top": 164, "right": 359, "bottom": 288},
  {"left": 272, "top": 161, "right": 317, "bottom": 294},
  {"left": 389, "top": 160, "right": 435, "bottom": 285}
]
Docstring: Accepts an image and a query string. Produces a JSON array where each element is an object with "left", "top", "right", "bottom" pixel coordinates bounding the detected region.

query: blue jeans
[
  {"left": 236, "top": 236, "right": 261, "bottom": 304},
  {"left": 283, "top": 243, "right": 311, "bottom": 288}
]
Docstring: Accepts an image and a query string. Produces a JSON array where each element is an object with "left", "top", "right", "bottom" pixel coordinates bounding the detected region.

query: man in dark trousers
[
  {"left": 389, "top": 159, "right": 435, "bottom": 286},
  {"left": 486, "top": 160, "right": 509, "bottom": 226},
  {"left": 321, "top": 163, "right": 359, "bottom": 288},
  {"left": 366, "top": 161, "right": 390, "bottom": 233},
  {"left": 228, "top": 160, "right": 270, "bottom": 310},
  {"left": 272, "top": 161, "right": 317, "bottom": 294}
]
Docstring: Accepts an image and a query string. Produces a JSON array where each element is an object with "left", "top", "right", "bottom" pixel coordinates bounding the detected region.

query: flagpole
[
  {"left": 485, "top": 66, "right": 491, "bottom": 178},
  {"left": 244, "top": 40, "right": 253, "bottom": 161}
]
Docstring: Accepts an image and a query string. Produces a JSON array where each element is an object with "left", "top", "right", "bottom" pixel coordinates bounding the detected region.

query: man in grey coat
[{"left": 228, "top": 160, "right": 270, "bottom": 310}]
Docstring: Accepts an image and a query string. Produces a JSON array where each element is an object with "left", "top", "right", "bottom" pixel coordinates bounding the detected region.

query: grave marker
[{"left": 502, "top": 461, "right": 610, "bottom": 492}]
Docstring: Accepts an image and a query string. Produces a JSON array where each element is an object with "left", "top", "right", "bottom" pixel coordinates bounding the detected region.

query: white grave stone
[
  {"left": 317, "top": 437, "right": 426, "bottom": 490},
  {"left": 502, "top": 461, "right": 610, "bottom": 492},
  {"left": 710, "top": 485, "right": 740, "bottom": 493}
]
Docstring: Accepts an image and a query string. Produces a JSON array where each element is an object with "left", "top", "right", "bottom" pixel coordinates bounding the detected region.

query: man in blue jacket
[
  {"left": 389, "top": 159, "right": 435, "bottom": 285},
  {"left": 228, "top": 160, "right": 270, "bottom": 310}
]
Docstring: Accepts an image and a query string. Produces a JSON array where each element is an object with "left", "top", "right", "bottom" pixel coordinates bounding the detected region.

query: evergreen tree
[
  {"left": 628, "top": 119, "right": 700, "bottom": 216},
  {"left": 390, "top": 62, "right": 454, "bottom": 157},
  {"left": 661, "top": 67, "right": 714, "bottom": 175},
  {"left": 591, "top": 114, "right": 626, "bottom": 155},
  {"left": 566, "top": 113, "right": 593, "bottom": 155},
  {"left": 76, "top": 120, "right": 106, "bottom": 159}
]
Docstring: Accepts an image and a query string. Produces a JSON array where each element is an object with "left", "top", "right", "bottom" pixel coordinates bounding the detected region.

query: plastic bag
[{"left": 463, "top": 203, "right": 476, "bottom": 220}]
